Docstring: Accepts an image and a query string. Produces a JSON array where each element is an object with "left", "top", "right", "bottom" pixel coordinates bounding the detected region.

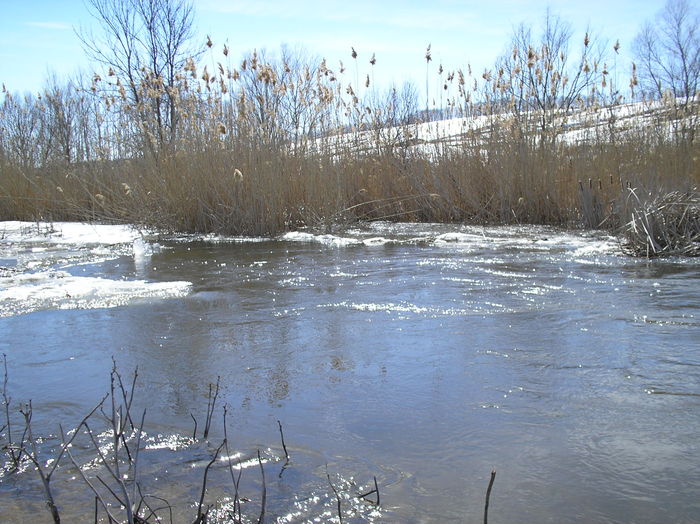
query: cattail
[
  {"left": 351, "top": 47, "right": 357, "bottom": 59},
  {"left": 365, "top": 74, "right": 370, "bottom": 88},
  {"left": 206, "top": 35, "right": 213, "bottom": 48},
  {"left": 425, "top": 44, "right": 432, "bottom": 62},
  {"left": 223, "top": 44, "right": 229, "bottom": 56},
  {"left": 613, "top": 40, "right": 620, "bottom": 54},
  {"left": 527, "top": 48, "right": 535, "bottom": 68},
  {"left": 370, "top": 53, "right": 376, "bottom": 66}
]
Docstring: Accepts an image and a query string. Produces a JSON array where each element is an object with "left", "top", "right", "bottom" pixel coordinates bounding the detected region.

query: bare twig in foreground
[
  {"left": 327, "top": 468, "right": 343, "bottom": 523},
  {"left": 484, "top": 469, "right": 496, "bottom": 524}
]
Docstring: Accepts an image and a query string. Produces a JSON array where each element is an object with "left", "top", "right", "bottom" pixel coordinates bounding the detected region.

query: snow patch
[
  {"left": 0, "top": 270, "right": 191, "bottom": 317},
  {"left": 0, "top": 221, "right": 191, "bottom": 317},
  {"left": 281, "top": 231, "right": 361, "bottom": 246},
  {"left": 0, "top": 221, "right": 142, "bottom": 245}
]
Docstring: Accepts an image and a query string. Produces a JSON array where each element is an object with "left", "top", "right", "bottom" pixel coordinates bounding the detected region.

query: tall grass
[{"left": 0, "top": 35, "right": 698, "bottom": 239}]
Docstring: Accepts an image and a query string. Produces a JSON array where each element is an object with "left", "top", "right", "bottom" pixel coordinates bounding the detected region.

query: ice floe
[{"left": 1, "top": 222, "right": 191, "bottom": 317}]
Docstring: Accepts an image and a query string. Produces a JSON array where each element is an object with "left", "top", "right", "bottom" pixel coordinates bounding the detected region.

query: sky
[{"left": 0, "top": 0, "right": 666, "bottom": 97}]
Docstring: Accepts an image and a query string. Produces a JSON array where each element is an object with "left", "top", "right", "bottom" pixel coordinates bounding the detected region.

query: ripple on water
[{"left": 1, "top": 221, "right": 699, "bottom": 523}]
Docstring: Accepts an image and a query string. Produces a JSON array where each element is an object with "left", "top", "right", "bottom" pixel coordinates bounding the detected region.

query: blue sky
[{"left": 0, "top": 0, "right": 665, "bottom": 96}]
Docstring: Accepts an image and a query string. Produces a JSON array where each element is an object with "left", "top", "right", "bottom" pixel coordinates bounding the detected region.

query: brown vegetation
[{"left": 0, "top": 1, "right": 698, "bottom": 253}]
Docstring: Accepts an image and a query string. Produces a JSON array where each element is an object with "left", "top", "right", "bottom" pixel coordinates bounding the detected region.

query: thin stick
[
  {"left": 358, "top": 476, "right": 380, "bottom": 505},
  {"left": 223, "top": 406, "right": 243, "bottom": 524},
  {"left": 190, "top": 413, "right": 198, "bottom": 439},
  {"left": 145, "top": 494, "right": 174, "bottom": 524},
  {"left": 131, "top": 408, "right": 147, "bottom": 504},
  {"left": 277, "top": 420, "right": 289, "bottom": 460},
  {"left": 107, "top": 367, "right": 134, "bottom": 524},
  {"left": 111, "top": 358, "right": 137, "bottom": 430},
  {"left": 137, "top": 487, "right": 173, "bottom": 524},
  {"left": 96, "top": 475, "right": 126, "bottom": 507},
  {"left": 65, "top": 446, "right": 120, "bottom": 524},
  {"left": 203, "top": 376, "right": 220, "bottom": 440},
  {"left": 20, "top": 395, "right": 105, "bottom": 524},
  {"left": 1, "top": 353, "right": 20, "bottom": 467},
  {"left": 327, "top": 469, "right": 342, "bottom": 523},
  {"left": 484, "top": 469, "right": 496, "bottom": 524},
  {"left": 196, "top": 439, "right": 225, "bottom": 522},
  {"left": 257, "top": 450, "right": 266, "bottom": 524}
]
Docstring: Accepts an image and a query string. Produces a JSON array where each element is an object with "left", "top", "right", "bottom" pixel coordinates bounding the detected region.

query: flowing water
[{"left": 1, "top": 221, "right": 699, "bottom": 523}]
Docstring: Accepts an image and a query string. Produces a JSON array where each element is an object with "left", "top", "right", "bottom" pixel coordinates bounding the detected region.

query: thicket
[{"left": 0, "top": 0, "right": 698, "bottom": 253}]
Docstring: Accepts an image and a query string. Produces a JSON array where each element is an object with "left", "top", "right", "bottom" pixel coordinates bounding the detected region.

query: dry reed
[
  {"left": 1, "top": 30, "right": 698, "bottom": 246},
  {"left": 620, "top": 189, "right": 700, "bottom": 257}
]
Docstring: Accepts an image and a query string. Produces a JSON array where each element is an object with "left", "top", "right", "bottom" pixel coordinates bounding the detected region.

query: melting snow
[{"left": 1, "top": 221, "right": 191, "bottom": 317}]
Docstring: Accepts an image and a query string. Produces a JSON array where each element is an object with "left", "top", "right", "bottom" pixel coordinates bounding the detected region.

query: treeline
[{"left": 0, "top": 0, "right": 698, "bottom": 236}]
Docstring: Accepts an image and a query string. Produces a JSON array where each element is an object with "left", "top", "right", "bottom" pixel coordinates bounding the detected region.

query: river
[{"left": 1, "top": 221, "right": 699, "bottom": 522}]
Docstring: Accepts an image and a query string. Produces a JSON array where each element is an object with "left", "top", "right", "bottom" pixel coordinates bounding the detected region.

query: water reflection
[{"left": 2, "top": 225, "right": 700, "bottom": 522}]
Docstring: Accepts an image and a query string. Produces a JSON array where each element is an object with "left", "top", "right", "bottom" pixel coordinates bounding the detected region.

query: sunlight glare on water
[{"left": 1, "top": 221, "right": 699, "bottom": 522}]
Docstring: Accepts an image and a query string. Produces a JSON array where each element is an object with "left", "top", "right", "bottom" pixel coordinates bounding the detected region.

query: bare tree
[
  {"left": 494, "top": 10, "right": 605, "bottom": 140},
  {"left": 43, "top": 75, "right": 78, "bottom": 164},
  {"left": 634, "top": 0, "right": 699, "bottom": 144},
  {"left": 277, "top": 45, "right": 336, "bottom": 148},
  {"left": 235, "top": 47, "right": 338, "bottom": 149},
  {"left": 78, "top": 0, "right": 199, "bottom": 150},
  {"left": 633, "top": 0, "right": 700, "bottom": 101},
  {"left": 0, "top": 92, "right": 49, "bottom": 168}
]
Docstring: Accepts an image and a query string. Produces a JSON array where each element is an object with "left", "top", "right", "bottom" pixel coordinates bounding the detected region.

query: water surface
[{"left": 1, "top": 222, "right": 699, "bottom": 522}]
